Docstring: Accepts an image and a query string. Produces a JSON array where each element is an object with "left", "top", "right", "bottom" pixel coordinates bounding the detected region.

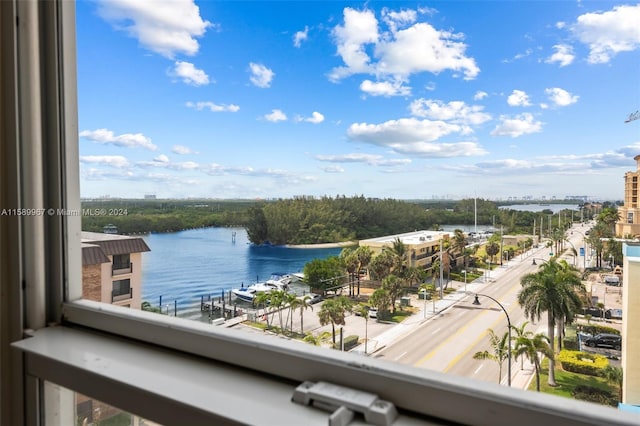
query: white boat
[{"left": 231, "top": 273, "right": 290, "bottom": 303}]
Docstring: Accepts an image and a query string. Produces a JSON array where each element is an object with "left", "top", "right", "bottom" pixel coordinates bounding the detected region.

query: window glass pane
[
  {"left": 44, "top": 382, "right": 160, "bottom": 426},
  {"left": 73, "top": 0, "right": 635, "bottom": 415}
]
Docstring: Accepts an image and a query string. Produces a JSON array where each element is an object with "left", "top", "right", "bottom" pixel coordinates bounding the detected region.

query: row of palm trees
[
  {"left": 472, "top": 323, "right": 553, "bottom": 391},
  {"left": 253, "top": 290, "right": 314, "bottom": 335}
]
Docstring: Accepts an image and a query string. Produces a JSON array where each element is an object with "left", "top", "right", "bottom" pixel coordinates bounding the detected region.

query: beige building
[
  {"left": 622, "top": 242, "right": 640, "bottom": 406},
  {"left": 359, "top": 230, "right": 450, "bottom": 270},
  {"left": 81, "top": 231, "right": 150, "bottom": 309},
  {"left": 616, "top": 155, "right": 640, "bottom": 238}
]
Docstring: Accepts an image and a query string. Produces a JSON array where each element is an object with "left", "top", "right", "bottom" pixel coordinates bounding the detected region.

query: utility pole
[{"left": 439, "top": 237, "right": 444, "bottom": 299}]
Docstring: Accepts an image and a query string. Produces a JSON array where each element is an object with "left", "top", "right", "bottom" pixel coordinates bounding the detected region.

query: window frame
[{"left": 3, "top": 1, "right": 639, "bottom": 425}]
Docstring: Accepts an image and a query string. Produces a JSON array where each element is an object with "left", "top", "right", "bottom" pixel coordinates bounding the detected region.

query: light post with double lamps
[
  {"left": 570, "top": 230, "right": 588, "bottom": 270},
  {"left": 472, "top": 293, "right": 512, "bottom": 386}
]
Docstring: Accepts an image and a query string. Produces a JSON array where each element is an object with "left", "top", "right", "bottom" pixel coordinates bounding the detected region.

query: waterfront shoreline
[{"left": 285, "top": 241, "right": 358, "bottom": 249}]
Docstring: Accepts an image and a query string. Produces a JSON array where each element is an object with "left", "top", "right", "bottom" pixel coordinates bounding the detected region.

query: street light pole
[
  {"left": 462, "top": 270, "right": 467, "bottom": 293},
  {"left": 473, "top": 293, "right": 512, "bottom": 386}
]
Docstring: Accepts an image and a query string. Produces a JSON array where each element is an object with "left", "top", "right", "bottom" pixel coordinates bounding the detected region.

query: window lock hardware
[{"left": 292, "top": 381, "right": 397, "bottom": 426}]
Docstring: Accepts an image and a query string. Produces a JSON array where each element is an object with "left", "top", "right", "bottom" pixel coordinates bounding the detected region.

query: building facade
[
  {"left": 359, "top": 230, "right": 451, "bottom": 270},
  {"left": 621, "top": 242, "right": 640, "bottom": 406},
  {"left": 81, "top": 231, "right": 150, "bottom": 309},
  {"left": 616, "top": 155, "right": 640, "bottom": 238}
]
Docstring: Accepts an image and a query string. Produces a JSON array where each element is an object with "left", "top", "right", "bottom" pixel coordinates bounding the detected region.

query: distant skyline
[{"left": 76, "top": 1, "right": 640, "bottom": 200}]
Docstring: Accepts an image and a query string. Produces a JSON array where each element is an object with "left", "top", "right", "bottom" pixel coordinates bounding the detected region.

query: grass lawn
[{"left": 531, "top": 358, "right": 618, "bottom": 406}]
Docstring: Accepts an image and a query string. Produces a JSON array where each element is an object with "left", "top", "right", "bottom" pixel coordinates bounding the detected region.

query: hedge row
[
  {"left": 558, "top": 350, "right": 609, "bottom": 376},
  {"left": 577, "top": 324, "right": 620, "bottom": 336},
  {"left": 334, "top": 335, "right": 360, "bottom": 351}
]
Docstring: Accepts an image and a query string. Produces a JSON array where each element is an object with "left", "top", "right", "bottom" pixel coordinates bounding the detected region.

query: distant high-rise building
[{"left": 616, "top": 155, "right": 640, "bottom": 238}]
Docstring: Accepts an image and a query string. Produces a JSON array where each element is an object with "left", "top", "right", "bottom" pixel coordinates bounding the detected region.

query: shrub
[
  {"left": 578, "top": 324, "right": 620, "bottom": 336},
  {"left": 334, "top": 335, "right": 359, "bottom": 351},
  {"left": 572, "top": 385, "right": 618, "bottom": 407},
  {"left": 563, "top": 336, "right": 579, "bottom": 351},
  {"left": 557, "top": 350, "right": 608, "bottom": 376}
]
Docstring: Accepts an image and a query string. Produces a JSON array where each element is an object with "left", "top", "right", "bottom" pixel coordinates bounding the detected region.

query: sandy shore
[{"left": 285, "top": 241, "right": 358, "bottom": 249}]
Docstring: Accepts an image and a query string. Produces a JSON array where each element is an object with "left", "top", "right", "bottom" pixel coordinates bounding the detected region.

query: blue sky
[{"left": 76, "top": 1, "right": 640, "bottom": 201}]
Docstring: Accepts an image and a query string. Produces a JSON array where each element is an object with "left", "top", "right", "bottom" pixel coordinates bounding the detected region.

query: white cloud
[
  {"left": 299, "top": 111, "right": 325, "bottom": 124},
  {"left": 154, "top": 154, "right": 169, "bottom": 163},
  {"left": 322, "top": 165, "right": 345, "bottom": 173},
  {"left": 545, "top": 44, "right": 575, "bottom": 67},
  {"left": 315, "top": 153, "right": 412, "bottom": 166},
  {"left": 171, "top": 61, "right": 209, "bottom": 86},
  {"left": 264, "top": 109, "right": 287, "bottom": 122},
  {"left": 172, "top": 145, "right": 196, "bottom": 154},
  {"left": 545, "top": 87, "right": 579, "bottom": 107},
  {"left": 473, "top": 91, "right": 488, "bottom": 101},
  {"left": 346, "top": 118, "right": 487, "bottom": 158},
  {"left": 507, "top": 90, "right": 531, "bottom": 107},
  {"left": 360, "top": 79, "right": 411, "bottom": 97},
  {"left": 96, "top": 0, "right": 211, "bottom": 58},
  {"left": 381, "top": 8, "right": 418, "bottom": 33},
  {"left": 79, "top": 155, "right": 130, "bottom": 168},
  {"left": 293, "top": 26, "right": 309, "bottom": 47},
  {"left": 490, "top": 113, "right": 543, "bottom": 137},
  {"left": 79, "top": 128, "right": 157, "bottom": 150},
  {"left": 348, "top": 118, "right": 461, "bottom": 144},
  {"left": 571, "top": 4, "right": 640, "bottom": 64},
  {"left": 329, "top": 7, "right": 479, "bottom": 83},
  {"left": 249, "top": 62, "right": 275, "bottom": 88},
  {"left": 185, "top": 101, "right": 240, "bottom": 112},
  {"left": 409, "top": 99, "right": 491, "bottom": 127}
]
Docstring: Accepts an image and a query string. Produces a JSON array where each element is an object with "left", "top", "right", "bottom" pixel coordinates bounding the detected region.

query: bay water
[{"left": 140, "top": 227, "right": 342, "bottom": 311}]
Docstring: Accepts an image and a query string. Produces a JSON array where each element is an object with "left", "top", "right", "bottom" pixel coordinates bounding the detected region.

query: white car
[{"left": 368, "top": 308, "right": 378, "bottom": 319}]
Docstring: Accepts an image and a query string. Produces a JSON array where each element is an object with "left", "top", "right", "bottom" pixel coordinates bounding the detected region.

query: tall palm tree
[
  {"left": 297, "top": 295, "right": 313, "bottom": 334},
  {"left": 381, "top": 275, "right": 402, "bottom": 313},
  {"left": 512, "top": 330, "right": 553, "bottom": 392},
  {"left": 340, "top": 248, "right": 359, "bottom": 296},
  {"left": 354, "top": 246, "right": 373, "bottom": 295},
  {"left": 286, "top": 293, "right": 300, "bottom": 334},
  {"left": 355, "top": 304, "right": 370, "bottom": 354},
  {"left": 390, "top": 237, "right": 409, "bottom": 275},
  {"left": 472, "top": 329, "right": 510, "bottom": 384},
  {"left": 518, "top": 259, "right": 583, "bottom": 386},
  {"left": 253, "top": 291, "right": 271, "bottom": 327}
]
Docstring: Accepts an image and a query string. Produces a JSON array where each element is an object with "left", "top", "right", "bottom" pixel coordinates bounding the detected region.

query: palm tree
[
  {"left": 318, "top": 296, "right": 353, "bottom": 345},
  {"left": 354, "top": 246, "right": 373, "bottom": 295},
  {"left": 381, "top": 275, "right": 402, "bottom": 313},
  {"left": 268, "top": 290, "right": 287, "bottom": 332},
  {"left": 512, "top": 330, "right": 553, "bottom": 391},
  {"left": 597, "top": 207, "right": 621, "bottom": 235},
  {"left": 297, "top": 295, "right": 313, "bottom": 334},
  {"left": 600, "top": 365, "right": 623, "bottom": 402},
  {"left": 485, "top": 241, "right": 500, "bottom": 263},
  {"left": 303, "top": 331, "right": 332, "bottom": 346},
  {"left": 253, "top": 291, "right": 271, "bottom": 327},
  {"left": 340, "top": 248, "right": 359, "bottom": 296},
  {"left": 286, "top": 293, "right": 300, "bottom": 334},
  {"left": 390, "top": 237, "right": 409, "bottom": 275},
  {"left": 472, "top": 329, "right": 510, "bottom": 384},
  {"left": 518, "top": 259, "right": 583, "bottom": 386},
  {"left": 355, "top": 304, "right": 370, "bottom": 354}
]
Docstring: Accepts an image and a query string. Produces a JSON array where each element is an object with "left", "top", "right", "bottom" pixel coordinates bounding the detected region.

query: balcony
[
  {"left": 112, "top": 288, "right": 133, "bottom": 303},
  {"left": 112, "top": 262, "right": 132, "bottom": 276}
]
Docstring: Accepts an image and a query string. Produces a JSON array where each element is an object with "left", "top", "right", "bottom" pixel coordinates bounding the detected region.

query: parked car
[
  {"left": 584, "top": 333, "right": 621, "bottom": 350},
  {"left": 307, "top": 294, "right": 323, "bottom": 304},
  {"left": 604, "top": 275, "right": 621, "bottom": 286},
  {"left": 368, "top": 308, "right": 378, "bottom": 319},
  {"left": 605, "top": 308, "right": 622, "bottom": 320},
  {"left": 580, "top": 307, "right": 604, "bottom": 318}
]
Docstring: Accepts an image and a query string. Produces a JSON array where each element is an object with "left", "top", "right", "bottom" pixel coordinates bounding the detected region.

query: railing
[
  {"left": 112, "top": 262, "right": 133, "bottom": 276},
  {"left": 112, "top": 288, "right": 133, "bottom": 303}
]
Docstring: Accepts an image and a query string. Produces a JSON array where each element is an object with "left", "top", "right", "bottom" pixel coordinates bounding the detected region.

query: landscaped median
[{"left": 531, "top": 351, "right": 620, "bottom": 408}]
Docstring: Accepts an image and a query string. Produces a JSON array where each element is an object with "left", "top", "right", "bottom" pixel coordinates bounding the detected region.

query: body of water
[
  {"left": 498, "top": 203, "right": 580, "bottom": 213},
  {"left": 140, "top": 227, "right": 342, "bottom": 310}
]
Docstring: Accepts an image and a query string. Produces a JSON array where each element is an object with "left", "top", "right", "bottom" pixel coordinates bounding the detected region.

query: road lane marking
[
  {"left": 431, "top": 327, "right": 442, "bottom": 335},
  {"left": 394, "top": 351, "right": 407, "bottom": 361},
  {"left": 474, "top": 365, "right": 483, "bottom": 375}
]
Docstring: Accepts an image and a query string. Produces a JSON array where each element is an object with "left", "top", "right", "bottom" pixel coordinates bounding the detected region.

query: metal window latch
[{"left": 292, "top": 381, "right": 397, "bottom": 426}]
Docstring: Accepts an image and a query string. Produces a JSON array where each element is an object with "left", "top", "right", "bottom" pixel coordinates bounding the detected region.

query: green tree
[
  {"left": 253, "top": 291, "right": 271, "bottom": 326},
  {"left": 472, "top": 329, "right": 510, "bottom": 384},
  {"left": 303, "top": 256, "right": 345, "bottom": 294},
  {"left": 318, "top": 296, "right": 353, "bottom": 345},
  {"left": 354, "top": 245, "right": 373, "bottom": 295},
  {"left": 369, "top": 287, "right": 392, "bottom": 314},
  {"left": 599, "top": 365, "right": 623, "bottom": 402},
  {"left": 512, "top": 325, "right": 553, "bottom": 392},
  {"left": 597, "top": 207, "right": 620, "bottom": 236},
  {"left": 518, "top": 259, "right": 584, "bottom": 386},
  {"left": 381, "top": 275, "right": 403, "bottom": 313},
  {"left": 355, "top": 304, "right": 370, "bottom": 354},
  {"left": 297, "top": 295, "right": 313, "bottom": 335},
  {"left": 485, "top": 241, "right": 500, "bottom": 263},
  {"left": 245, "top": 206, "right": 268, "bottom": 244}
]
